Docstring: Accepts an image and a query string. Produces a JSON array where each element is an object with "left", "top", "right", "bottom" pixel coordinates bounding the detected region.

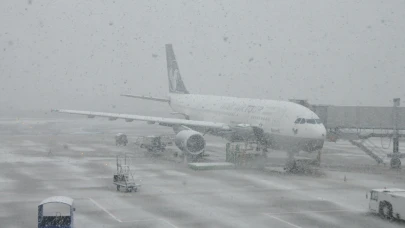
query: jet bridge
[
  {"left": 312, "top": 106, "right": 405, "bottom": 130},
  {"left": 291, "top": 98, "right": 405, "bottom": 168}
]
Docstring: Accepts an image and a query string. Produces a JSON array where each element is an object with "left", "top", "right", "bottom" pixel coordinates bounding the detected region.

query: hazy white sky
[{"left": 1, "top": 0, "right": 404, "bottom": 115}]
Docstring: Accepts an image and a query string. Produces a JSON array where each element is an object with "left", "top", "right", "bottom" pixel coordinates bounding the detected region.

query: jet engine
[{"left": 175, "top": 130, "right": 206, "bottom": 155}]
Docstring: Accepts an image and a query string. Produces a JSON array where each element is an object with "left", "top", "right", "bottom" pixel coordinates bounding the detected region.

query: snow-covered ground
[{"left": 1, "top": 119, "right": 405, "bottom": 228}]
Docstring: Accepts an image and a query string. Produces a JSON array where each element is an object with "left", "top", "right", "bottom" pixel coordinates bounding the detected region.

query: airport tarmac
[{"left": 1, "top": 118, "right": 405, "bottom": 228}]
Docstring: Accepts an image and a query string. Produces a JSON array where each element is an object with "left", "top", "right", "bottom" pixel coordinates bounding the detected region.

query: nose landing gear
[{"left": 284, "top": 150, "right": 298, "bottom": 172}]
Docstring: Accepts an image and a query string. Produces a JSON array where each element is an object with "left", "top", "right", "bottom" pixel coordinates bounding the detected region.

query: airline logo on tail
[{"left": 166, "top": 44, "right": 189, "bottom": 94}]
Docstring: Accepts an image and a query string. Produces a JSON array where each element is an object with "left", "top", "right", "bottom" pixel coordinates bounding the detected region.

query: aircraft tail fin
[{"left": 165, "top": 44, "right": 189, "bottom": 94}]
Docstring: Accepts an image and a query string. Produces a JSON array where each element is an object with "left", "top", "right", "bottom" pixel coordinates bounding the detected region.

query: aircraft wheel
[
  {"left": 379, "top": 202, "right": 393, "bottom": 219},
  {"left": 390, "top": 157, "right": 401, "bottom": 169}
]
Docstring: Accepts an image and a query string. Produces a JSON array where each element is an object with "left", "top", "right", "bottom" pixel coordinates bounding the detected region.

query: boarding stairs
[
  {"left": 349, "top": 139, "right": 387, "bottom": 164},
  {"left": 329, "top": 128, "right": 387, "bottom": 164},
  {"left": 113, "top": 154, "right": 139, "bottom": 192}
]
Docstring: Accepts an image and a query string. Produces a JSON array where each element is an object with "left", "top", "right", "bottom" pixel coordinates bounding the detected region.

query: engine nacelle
[{"left": 175, "top": 130, "right": 206, "bottom": 155}]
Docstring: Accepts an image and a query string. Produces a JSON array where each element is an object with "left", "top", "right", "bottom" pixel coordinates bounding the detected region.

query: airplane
[{"left": 52, "top": 44, "right": 326, "bottom": 170}]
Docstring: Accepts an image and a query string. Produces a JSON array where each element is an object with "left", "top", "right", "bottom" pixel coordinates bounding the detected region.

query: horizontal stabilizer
[{"left": 120, "top": 94, "right": 169, "bottom": 102}]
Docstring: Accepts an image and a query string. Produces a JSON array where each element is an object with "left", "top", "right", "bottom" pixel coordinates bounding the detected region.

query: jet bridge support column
[{"left": 391, "top": 98, "right": 401, "bottom": 169}]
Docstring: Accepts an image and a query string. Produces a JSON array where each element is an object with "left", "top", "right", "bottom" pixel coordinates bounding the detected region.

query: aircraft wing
[
  {"left": 120, "top": 94, "right": 170, "bottom": 102},
  {"left": 52, "top": 109, "right": 231, "bottom": 130}
]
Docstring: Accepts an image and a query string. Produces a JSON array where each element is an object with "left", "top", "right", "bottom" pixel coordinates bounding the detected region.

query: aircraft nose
[
  {"left": 305, "top": 125, "right": 326, "bottom": 151},
  {"left": 320, "top": 124, "right": 327, "bottom": 138},
  {"left": 309, "top": 124, "right": 326, "bottom": 139}
]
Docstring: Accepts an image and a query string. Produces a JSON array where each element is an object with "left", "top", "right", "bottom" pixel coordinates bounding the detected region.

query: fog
[{"left": 1, "top": 0, "right": 404, "bottom": 117}]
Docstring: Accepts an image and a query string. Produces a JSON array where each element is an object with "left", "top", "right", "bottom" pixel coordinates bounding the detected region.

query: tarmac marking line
[
  {"left": 264, "top": 214, "right": 303, "bottom": 228},
  {"left": 159, "top": 218, "right": 180, "bottom": 228},
  {"left": 88, "top": 198, "right": 122, "bottom": 223},
  {"left": 265, "top": 209, "right": 363, "bottom": 215},
  {"left": 121, "top": 217, "right": 178, "bottom": 227},
  {"left": 122, "top": 218, "right": 159, "bottom": 223}
]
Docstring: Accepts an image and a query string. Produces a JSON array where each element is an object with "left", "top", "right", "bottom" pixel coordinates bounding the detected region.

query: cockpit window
[
  {"left": 297, "top": 118, "right": 322, "bottom": 124},
  {"left": 307, "top": 119, "right": 316, "bottom": 124}
]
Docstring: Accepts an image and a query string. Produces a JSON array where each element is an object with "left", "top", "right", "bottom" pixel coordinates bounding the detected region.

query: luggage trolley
[{"left": 113, "top": 154, "right": 140, "bottom": 192}]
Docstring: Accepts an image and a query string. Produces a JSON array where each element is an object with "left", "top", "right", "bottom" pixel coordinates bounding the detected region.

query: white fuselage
[{"left": 169, "top": 93, "right": 326, "bottom": 152}]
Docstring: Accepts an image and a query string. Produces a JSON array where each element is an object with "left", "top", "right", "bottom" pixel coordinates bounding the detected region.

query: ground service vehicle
[
  {"left": 38, "top": 196, "right": 75, "bottom": 228},
  {"left": 115, "top": 133, "right": 128, "bottom": 146},
  {"left": 138, "top": 136, "right": 166, "bottom": 152},
  {"left": 225, "top": 142, "right": 266, "bottom": 168},
  {"left": 368, "top": 188, "right": 405, "bottom": 220}
]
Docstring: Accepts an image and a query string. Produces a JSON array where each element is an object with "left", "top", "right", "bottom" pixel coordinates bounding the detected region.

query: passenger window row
[
  {"left": 294, "top": 118, "right": 322, "bottom": 124},
  {"left": 251, "top": 116, "right": 271, "bottom": 121}
]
